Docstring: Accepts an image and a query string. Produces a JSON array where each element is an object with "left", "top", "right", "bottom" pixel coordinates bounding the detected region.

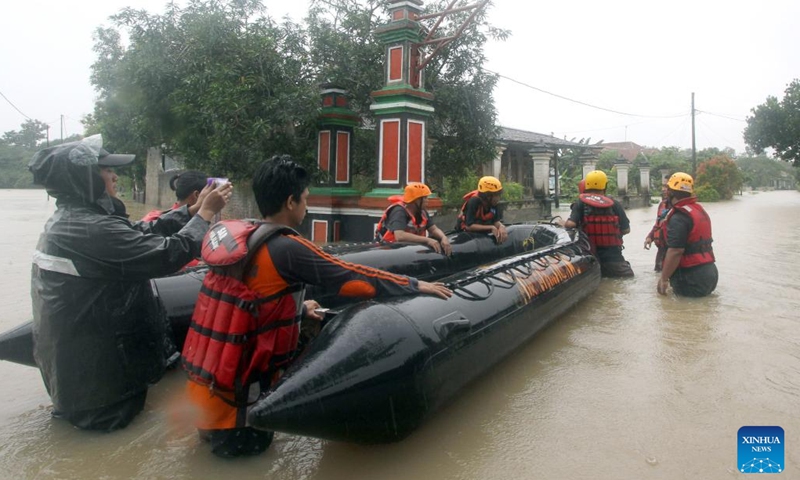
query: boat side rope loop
[
  {"left": 452, "top": 278, "right": 495, "bottom": 301},
  {"left": 448, "top": 237, "right": 587, "bottom": 301}
]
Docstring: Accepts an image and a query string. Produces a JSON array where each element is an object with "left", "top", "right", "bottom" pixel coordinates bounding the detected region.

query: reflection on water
[{"left": 0, "top": 189, "right": 799, "bottom": 479}]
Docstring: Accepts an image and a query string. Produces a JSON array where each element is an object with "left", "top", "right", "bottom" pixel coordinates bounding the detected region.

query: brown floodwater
[{"left": 0, "top": 189, "right": 798, "bottom": 479}]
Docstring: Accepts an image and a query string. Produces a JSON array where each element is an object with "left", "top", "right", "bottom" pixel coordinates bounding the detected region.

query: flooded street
[{"left": 0, "top": 188, "right": 798, "bottom": 479}]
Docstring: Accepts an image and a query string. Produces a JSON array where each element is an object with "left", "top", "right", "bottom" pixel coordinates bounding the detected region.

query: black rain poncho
[{"left": 29, "top": 137, "right": 210, "bottom": 413}]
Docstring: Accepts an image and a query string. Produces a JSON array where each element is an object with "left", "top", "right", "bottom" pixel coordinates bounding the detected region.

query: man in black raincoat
[{"left": 29, "top": 135, "right": 231, "bottom": 431}]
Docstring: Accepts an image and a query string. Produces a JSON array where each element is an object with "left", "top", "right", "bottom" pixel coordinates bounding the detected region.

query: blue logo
[{"left": 738, "top": 426, "right": 784, "bottom": 474}]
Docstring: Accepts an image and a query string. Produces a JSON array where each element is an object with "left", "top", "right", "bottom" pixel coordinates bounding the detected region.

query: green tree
[
  {"left": 595, "top": 149, "right": 618, "bottom": 171},
  {"left": 91, "top": 0, "right": 505, "bottom": 192},
  {"left": 736, "top": 154, "right": 798, "bottom": 189},
  {"left": 556, "top": 138, "right": 599, "bottom": 177},
  {"left": 639, "top": 146, "right": 691, "bottom": 190},
  {"left": 2, "top": 119, "right": 49, "bottom": 149},
  {"left": 550, "top": 139, "right": 603, "bottom": 202},
  {"left": 695, "top": 154, "right": 743, "bottom": 200},
  {"left": 304, "top": 0, "right": 385, "bottom": 183},
  {"left": 0, "top": 120, "right": 62, "bottom": 189},
  {"left": 91, "top": 0, "right": 318, "bottom": 179},
  {"left": 0, "top": 143, "right": 34, "bottom": 188},
  {"left": 744, "top": 79, "right": 800, "bottom": 167},
  {"left": 422, "top": 0, "right": 506, "bottom": 193}
]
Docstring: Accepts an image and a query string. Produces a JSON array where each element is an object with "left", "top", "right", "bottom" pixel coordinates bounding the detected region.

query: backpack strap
[{"left": 219, "top": 222, "right": 296, "bottom": 280}]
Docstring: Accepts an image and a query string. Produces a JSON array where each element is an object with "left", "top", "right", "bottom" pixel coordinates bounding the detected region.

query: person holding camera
[
  {"left": 142, "top": 170, "right": 210, "bottom": 222},
  {"left": 29, "top": 135, "right": 232, "bottom": 432}
]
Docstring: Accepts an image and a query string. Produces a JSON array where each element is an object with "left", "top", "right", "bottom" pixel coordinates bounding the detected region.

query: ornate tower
[
  {"left": 306, "top": 85, "right": 361, "bottom": 244},
  {"left": 316, "top": 83, "right": 360, "bottom": 189},
  {"left": 365, "top": 0, "right": 437, "bottom": 205}
]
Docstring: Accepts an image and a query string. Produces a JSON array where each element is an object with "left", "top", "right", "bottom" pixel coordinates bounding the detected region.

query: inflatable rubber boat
[
  {"left": 248, "top": 224, "right": 600, "bottom": 443},
  {"left": 0, "top": 224, "right": 548, "bottom": 368},
  {"left": 0, "top": 223, "right": 599, "bottom": 445}
]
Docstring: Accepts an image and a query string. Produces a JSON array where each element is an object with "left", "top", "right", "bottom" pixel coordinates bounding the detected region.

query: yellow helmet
[
  {"left": 667, "top": 172, "right": 694, "bottom": 193},
  {"left": 403, "top": 182, "right": 432, "bottom": 203},
  {"left": 584, "top": 170, "right": 608, "bottom": 190},
  {"left": 478, "top": 176, "right": 503, "bottom": 193}
]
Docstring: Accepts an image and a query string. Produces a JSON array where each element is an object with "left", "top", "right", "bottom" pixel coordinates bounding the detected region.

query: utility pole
[
  {"left": 60, "top": 114, "right": 64, "bottom": 142},
  {"left": 46, "top": 125, "right": 50, "bottom": 147},
  {"left": 553, "top": 149, "right": 560, "bottom": 209},
  {"left": 691, "top": 93, "right": 696, "bottom": 177}
]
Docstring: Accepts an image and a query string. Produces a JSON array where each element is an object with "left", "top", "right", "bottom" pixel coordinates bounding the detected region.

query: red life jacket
[
  {"left": 653, "top": 221, "right": 667, "bottom": 249},
  {"left": 666, "top": 197, "right": 715, "bottom": 268},
  {"left": 456, "top": 190, "right": 496, "bottom": 231},
  {"left": 181, "top": 220, "right": 303, "bottom": 395},
  {"left": 142, "top": 203, "right": 200, "bottom": 268},
  {"left": 652, "top": 200, "right": 671, "bottom": 249},
  {"left": 142, "top": 202, "right": 181, "bottom": 222},
  {"left": 141, "top": 209, "right": 163, "bottom": 222},
  {"left": 375, "top": 199, "right": 429, "bottom": 242},
  {"left": 578, "top": 193, "right": 623, "bottom": 248}
]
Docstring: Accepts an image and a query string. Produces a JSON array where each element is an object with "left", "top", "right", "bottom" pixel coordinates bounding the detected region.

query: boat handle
[{"left": 433, "top": 313, "right": 471, "bottom": 341}]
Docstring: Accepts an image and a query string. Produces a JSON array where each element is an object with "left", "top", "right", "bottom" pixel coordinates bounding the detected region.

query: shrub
[
  {"left": 696, "top": 155, "right": 743, "bottom": 200},
  {"left": 695, "top": 184, "right": 721, "bottom": 202},
  {"left": 442, "top": 171, "right": 480, "bottom": 205},
  {"left": 503, "top": 182, "right": 524, "bottom": 201}
]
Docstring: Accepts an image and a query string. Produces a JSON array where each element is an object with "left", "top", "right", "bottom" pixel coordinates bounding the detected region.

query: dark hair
[
  {"left": 252, "top": 155, "right": 310, "bottom": 217},
  {"left": 169, "top": 170, "right": 208, "bottom": 200}
]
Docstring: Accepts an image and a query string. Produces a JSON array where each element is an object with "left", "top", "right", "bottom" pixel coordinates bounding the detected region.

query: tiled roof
[
  {"left": 497, "top": 126, "right": 598, "bottom": 148},
  {"left": 600, "top": 141, "right": 656, "bottom": 162}
]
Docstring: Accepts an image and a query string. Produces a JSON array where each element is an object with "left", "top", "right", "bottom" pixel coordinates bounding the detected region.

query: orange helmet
[
  {"left": 403, "top": 182, "right": 432, "bottom": 203},
  {"left": 478, "top": 176, "right": 503, "bottom": 193},
  {"left": 667, "top": 172, "right": 694, "bottom": 193}
]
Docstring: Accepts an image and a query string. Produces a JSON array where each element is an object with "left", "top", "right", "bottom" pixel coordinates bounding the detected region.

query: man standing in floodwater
[
  {"left": 657, "top": 172, "right": 718, "bottom": 297},
  {"left": 565, "top": 170, "right": 634, "bottom": 277}
]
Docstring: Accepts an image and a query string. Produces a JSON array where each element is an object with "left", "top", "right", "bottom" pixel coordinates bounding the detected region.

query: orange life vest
[
  {"left": 456, "top": 190, "right": 497, "bottom": 231},
  {"left": 375, "top": 200, "right": 429, "bottom": 242},
  {"left": 578, "top": 193, "right": 623, "bottom": 248},
  {"left": 181, "top": 220, "right": 303, "bottom": 396},
  {"left": 666, "top": 197, "right": 715, "bottom": 268}
]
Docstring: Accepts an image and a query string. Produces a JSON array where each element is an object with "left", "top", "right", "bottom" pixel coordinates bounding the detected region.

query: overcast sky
[{"left": 2, "top": 0, "right": 798, "bottom": 154}]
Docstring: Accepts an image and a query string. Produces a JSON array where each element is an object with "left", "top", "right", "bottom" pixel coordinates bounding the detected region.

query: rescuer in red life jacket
[
  {"left": 657, "top": 172, "right": 718, "bottom": 297},
  {"left": 455, "top": 176, "right": 508, "bottom": 244},
  {"left": 564, "top": 170, "right": 634, "bottom": 278},
  {"left": 183, "top": 155, "right": 452, "bottom": 458},
  {"left": 374, "top": 183, "right": 452, "bottom": 255}
]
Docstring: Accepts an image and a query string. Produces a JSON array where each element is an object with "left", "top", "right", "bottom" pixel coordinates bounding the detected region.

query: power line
[
  {"left": 697, "top": 117, "right": 741, "bottom": 148},
  {"left": 0, "top": 89, "right": 32, "bottom": 121},
  {"left": 483, "top": 67, "right": 688, "bottom": 119},
  {"left": 557, "top": 116, "right": 688, "bottom": 137},
  {"left": 696, "top": 110, "right": 747, "bottom": 123},
  {"left": 653, "top": 116, "right": 690, "bottom": 147}
]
